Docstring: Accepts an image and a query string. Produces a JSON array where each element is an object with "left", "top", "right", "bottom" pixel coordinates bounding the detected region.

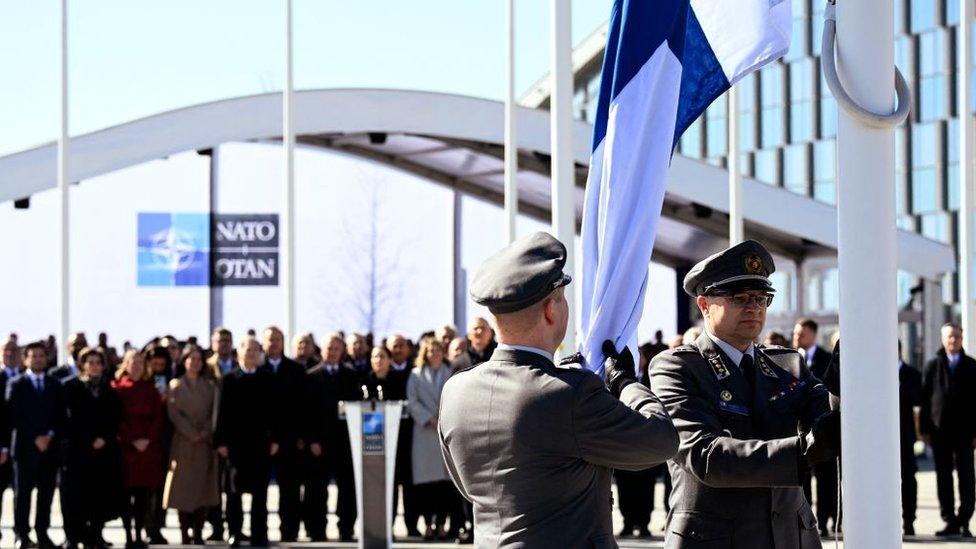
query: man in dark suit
[
  {"left": 793, "top": 317, "right": 838, "bottom": 536},
  {"left": 7, "top": 341, "right": 67, "bottom": 549},
  {"left": 920, "top": 323, "right": 976, "bottom": 537},
  {"left": 0, "top": 339, "right": 21, "bottom": 544},
  {"left": 205, "top": 327, "right": 238, "bottom": 541},
  {"left": 464, "top": 318, "right": 497, "bottom": 366},
  {"left": 303, "top": 334, "right": 360, "bottom": 541},
  {"left": 215, "top": 338, "right": 277, "bottom": 547},
  {"left": 260, "top": 326, "right": 307, "bottom": 542},
  {"left": 440, "top": 232, "right": 679, "bottom": 547},
  {"left": 386, "top": 334, "right": 420, "bottom": 538},
  {"left": 651, "top": 241, "right": 838, "bottom": 549},
  {"left": 898, "top": 342, "right": 923, "bottom": 536},
  {"left": 48, "top": 332, "right": 87, "bottom": 383}
]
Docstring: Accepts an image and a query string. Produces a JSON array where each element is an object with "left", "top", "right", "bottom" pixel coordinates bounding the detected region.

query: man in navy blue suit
[{"left": 6, "top": 342, "right": 66, "bottom": 549}]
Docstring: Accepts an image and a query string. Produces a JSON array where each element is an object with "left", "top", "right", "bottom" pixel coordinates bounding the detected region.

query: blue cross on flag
[{"left": 579, "top": 0, "right": 792, "bottom": 374}]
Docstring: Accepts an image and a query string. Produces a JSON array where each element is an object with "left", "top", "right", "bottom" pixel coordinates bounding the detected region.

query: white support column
[
  {"left": 503, "top": 0, "right": 518, "bottom": 244},
  {"left": 550, "top": 0, "right": 576, "bottom": 355},
  {"left": 728, "top": 86, "right": 744, "bottom": 245},
  {"left": 58, "top": 0, "right": 70, "bottom": 356},
  {"left": 959, "top": 0, "right": 975, "bottom": 351},
  {"left": 282, "top": 0, "right": 296, "bottom": 343},
  {"left": 836, "top": 0, "right": 901, "bottom": 544}
]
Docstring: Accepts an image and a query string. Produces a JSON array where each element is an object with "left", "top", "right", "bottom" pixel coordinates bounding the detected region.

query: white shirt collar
[
  {"left": 26, "top": 370, "right": 43, "bottom": 382},
  {"left": 392, "top": 361, "right": 408, "bottom": 371},
  {"left": 705, "top": 331, "right": 754, "bottom": 368},
  {"left": 496, "top": 343, "right": 554, "bottom": 364}
]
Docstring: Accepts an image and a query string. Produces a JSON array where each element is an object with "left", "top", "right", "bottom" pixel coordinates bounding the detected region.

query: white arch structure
[{"left": 0, "top": 87, "right": 953, "bottom": 281}]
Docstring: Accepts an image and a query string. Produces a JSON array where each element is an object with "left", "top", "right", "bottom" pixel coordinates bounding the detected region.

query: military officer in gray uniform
[
  {"left": 439, "top": 232, "right": 679, "bottom": 548},
  {"left": 650, "top": 240, "right": 840, "bottom": 549}
]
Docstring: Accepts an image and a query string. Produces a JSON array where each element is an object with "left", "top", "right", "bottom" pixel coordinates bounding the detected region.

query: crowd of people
[
  {"left": 0, "top": 311, "right": 972, "bottom": 547},
  {"left": 0, "top": 319, "right": 502, "bottom": 549}
]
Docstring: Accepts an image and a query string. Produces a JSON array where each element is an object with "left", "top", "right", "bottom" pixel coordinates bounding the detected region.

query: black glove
[
  {"left": 799, "top": 410, "right": 841, "bottom": 468},
  {"left": 603, "top": 340, "right": 637, "bottom": 398}
]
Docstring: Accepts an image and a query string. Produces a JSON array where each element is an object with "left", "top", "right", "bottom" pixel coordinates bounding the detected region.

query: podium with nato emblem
[{"left": 341, "top": 388, "right": 405, "bottom": 549}]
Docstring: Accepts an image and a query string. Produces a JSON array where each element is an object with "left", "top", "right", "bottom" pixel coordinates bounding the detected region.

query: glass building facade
[{"left": 570, "top": 0, "right": 973, "bottom": 319}]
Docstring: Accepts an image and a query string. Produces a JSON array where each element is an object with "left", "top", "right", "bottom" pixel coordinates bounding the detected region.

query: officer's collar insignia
[
  {"left": 720, "top": 389, "right": 733, "bottom": 402},
  {"left": 744, "top": 254, "right": 766, "bottom": 275},
  {"left": 706, "top": 353, "right": 731, "bottom": 380},
  {"left": 757, "top": 354, "right": 778, "bottom": 378}
]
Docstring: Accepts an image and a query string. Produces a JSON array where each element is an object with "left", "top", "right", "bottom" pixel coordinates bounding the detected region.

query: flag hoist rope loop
[{"left": 821, "top": 0, "right": 911, "bottom": 129}]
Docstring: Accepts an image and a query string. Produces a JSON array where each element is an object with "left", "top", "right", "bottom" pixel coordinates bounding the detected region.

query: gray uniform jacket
[
  {"left": 650, "top": 331, "right": 830, "bottom": 549},
  {"left": 439, "top": 348, "right": 678, "bottom": 549}
]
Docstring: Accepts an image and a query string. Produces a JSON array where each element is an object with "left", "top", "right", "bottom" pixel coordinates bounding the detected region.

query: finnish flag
[{"left": 578, "top": 0, "right": 792, "bottom": 374}]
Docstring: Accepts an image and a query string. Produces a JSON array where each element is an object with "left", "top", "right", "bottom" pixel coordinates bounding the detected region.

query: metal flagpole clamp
[{"left": 821, "top": 0, "right": 912, "bottom": 129}]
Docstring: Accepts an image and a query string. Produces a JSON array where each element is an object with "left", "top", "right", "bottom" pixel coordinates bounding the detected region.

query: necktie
[
  {"left": 739, "top": 354, "right": 756, "bottom": 394},
  {"left": 35, "top": 377, "right": 42, "bottom": 392}
]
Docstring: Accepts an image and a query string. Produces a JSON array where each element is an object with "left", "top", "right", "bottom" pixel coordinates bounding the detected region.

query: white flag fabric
[{"left": 579, "top": 0, "right": 792, "bottom": 374}]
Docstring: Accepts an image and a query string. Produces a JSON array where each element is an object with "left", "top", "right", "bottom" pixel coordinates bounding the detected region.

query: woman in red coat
[{"left": 112, "top": 349, "right": 165, "bottom": 548}]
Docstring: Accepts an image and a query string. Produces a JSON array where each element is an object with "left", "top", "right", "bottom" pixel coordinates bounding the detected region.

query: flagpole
[
  {"left": 834, "top": 0, "right": 901, "bottom": 543},
  {"left": 728, "top": 86, "right": 743, "bottom": 245},
  {"left": 550, "top": 0, "right": 576, "bottom": 355},
  {"left": 504, "top": 0, "right": 518, "bottom": 244},
  {"left": 58, "top": 0, "right": 70, "bottom": 358},
  {"left": 282, "top": 0, "right": 296, "bottom": 345},
  {"left": 959, "top": 0, "right": 975, "bottom": 351}
]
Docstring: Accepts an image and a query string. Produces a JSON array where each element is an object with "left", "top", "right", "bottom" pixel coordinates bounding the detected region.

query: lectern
[{"left": 342, "top": 388, "right": 405, "bottom": 549}]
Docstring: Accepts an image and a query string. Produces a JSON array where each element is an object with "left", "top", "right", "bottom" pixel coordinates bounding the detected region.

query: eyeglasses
[{"left": 716, "top": 293, "right": 774, "bottom": 309}]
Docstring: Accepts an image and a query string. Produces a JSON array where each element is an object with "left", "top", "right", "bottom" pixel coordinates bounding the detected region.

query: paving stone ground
[{"left": 2, "top": 456, "right": 971, "bottom": 547}]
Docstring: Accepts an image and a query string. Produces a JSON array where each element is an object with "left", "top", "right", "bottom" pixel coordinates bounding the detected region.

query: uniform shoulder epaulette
[
  {"left": 671, "top": 345, "right": 699, "bottom": 354},
  {"left": 557, "top": 352, "right": 584, "bottom": 369},
  {"left": 758, "top": 345, "right": 799, "bottom": 355}
]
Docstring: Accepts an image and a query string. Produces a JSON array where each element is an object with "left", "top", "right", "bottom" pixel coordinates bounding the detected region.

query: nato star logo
[
  {"left": 362, "top": 411, "right": 385, "bottom": 436},
  {"left": 137, "top": 213, "right": 210, "bottom": 286}
]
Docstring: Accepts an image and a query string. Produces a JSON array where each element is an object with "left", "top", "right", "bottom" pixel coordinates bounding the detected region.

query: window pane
[
  {"left": 819, "top": 75, "right": 837, "bottom": 138},
  {"left": 813, "top": 140, "right": 836, "bottom": 204},
  {"left": 755, "top": 148, "right": 780, "bottom": 185},
  {"left": 760, "top": 64, "right": 785, "bottom": 147},
  {"left": 946, "top": 0, "right": 959, "bottom": 26},
  {"left": 784, "top": 144, "right": 809, "bottom": 195},
  {"left": 920, "top": 212, "right": 950, "bottom": 243},
  {"left": 786, "top": 0, "right": 809, "bottom": 61},
  {"left": 812, "top": 1, "right": 825, "bottom": 56},
  {"left": 790, "top": 59, "right": 814, "bottom": 142},
  {"left": 762, "top": 108, "right": 784, "bottom": 147},
  {"left": 912, "top": 168, "right": 939, "bottom": 213},
  {"left": 919, "top": 30, "right": 948, "bottom": 121},
  {"left": 681, "top": 117, "right": 703, "bottom": 159},
  {"left": 706, "top": 118, "right": 727, "bottom": 158},
  {"left": 948, "top": 118, "right": 960, "bottom": 210},
  {"left": 911, "top": 0, "right": 936, "bottom": 32}
]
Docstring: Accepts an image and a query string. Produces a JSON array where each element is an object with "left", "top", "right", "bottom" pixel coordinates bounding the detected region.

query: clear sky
[
  {"left": 0, "top": 1, "right": 682, "bottom": 344},
  {"left": 0, "top": 0, "right": 610, "bottom": 156}
]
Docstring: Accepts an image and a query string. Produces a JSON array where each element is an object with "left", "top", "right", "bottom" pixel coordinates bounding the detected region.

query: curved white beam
[{"left": 0, "top": 88, "right": 954, "bottom": 279}]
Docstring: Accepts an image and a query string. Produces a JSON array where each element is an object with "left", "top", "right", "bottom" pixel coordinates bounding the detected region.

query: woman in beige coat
[{"left": 163, "top": 346, "right": 219, "bottom": 544}]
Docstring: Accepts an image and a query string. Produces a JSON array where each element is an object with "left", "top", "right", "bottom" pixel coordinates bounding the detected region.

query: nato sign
[
  {"left": 137, "top": 213, "right": 210, "bottom": 286},
  {"left": 211, "top": 214, "right": 280, "bottom": 286},
  {"left": 137, "top": 213, "right": 279, "bottom": 287}
]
